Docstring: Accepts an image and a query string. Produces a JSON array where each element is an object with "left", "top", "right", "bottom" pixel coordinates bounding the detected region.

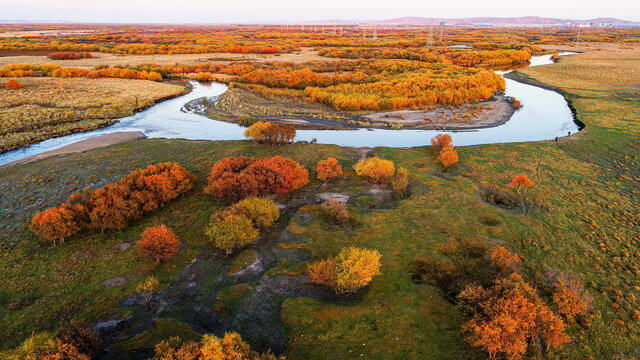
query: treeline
[
  {"left": 0, "top": 63, "right": 163, "bottom": 81},
  {"left": 48, "top": 51, "right": 93, "bottom": 60},
  {"left": 30, "top": 163, "right": 195, "bottom": 244}
]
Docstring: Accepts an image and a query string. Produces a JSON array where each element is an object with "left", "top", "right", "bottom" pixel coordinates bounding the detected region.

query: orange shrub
[
  {"left": 487, "top": 246, "right": 521, "bottom": 273},
  {"left": 42, "top": 343, "right": 90, "bottom": 360},
  {"left": 48, "top": 51, "right": 93, "bottom": 60},
  {"left": 391, "top": 167, "right": 409, "bottom": 196},
  {"left": 437, "top": 148, "right": 459, "bottom": 170},
  {"left": 137, "top": 225, "right": 180, "bottom": 263},
  {"left": 315, "top": 157, "right": 342, "bottom": 181},
  {"left": 353, "top": 157, "right": 395, "bottom": 184},
  {"left": 553, "top": 280, "right": 588, "bottom": 320},
  {"left": 308, "top": 258, "right": 338, "bottom": 289},
  {"left": 204, "top": 156, "right": 308, "bottom": 203},
  {"left": 5, "top": 79, "right": 21, "bottom": 89}
]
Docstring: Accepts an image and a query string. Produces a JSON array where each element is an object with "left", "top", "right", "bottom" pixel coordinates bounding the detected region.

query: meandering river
[{"left": 0, "top": 52, "right": 580, "bottom": 166}]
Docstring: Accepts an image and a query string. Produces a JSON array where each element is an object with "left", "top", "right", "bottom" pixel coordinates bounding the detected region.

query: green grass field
[{"left": 0, "top": 49, "right": 638, "bottom": 359}]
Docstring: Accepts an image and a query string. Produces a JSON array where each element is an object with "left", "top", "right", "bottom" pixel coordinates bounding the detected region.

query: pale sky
[{"left": 1, "top": 0, "right": 639, "bottom": 23}]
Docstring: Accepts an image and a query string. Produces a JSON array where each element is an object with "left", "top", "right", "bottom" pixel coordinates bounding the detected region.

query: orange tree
[
  {"left": 136, "top": 225, "right": 180, "bottom": 263},
  {"left": 315, "top": 157, "right": 343, "bottom": 182}
]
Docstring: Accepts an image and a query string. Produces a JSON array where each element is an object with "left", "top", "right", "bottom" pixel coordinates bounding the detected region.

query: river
[{"left": 0, "top": 52, "right": 580, "bottom": 166}]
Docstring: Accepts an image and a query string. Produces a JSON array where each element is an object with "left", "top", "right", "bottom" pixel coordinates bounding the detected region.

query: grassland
[
  {"left": 0, "top": 77, "right": 187, "bottom": 153},
  {"left": 0, "top": 48, "right": 639, "bottom": 359},
  {"left": 0, "top": 48, "right": 324, "bottom": 69}
]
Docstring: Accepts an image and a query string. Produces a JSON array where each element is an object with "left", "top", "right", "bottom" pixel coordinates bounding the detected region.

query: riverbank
[{"left": 0, "top": 131, "right": 147, "bottom": 168}]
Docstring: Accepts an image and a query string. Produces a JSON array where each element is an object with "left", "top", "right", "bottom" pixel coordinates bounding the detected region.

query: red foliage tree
[
  {"left": 204, "top": 156, "right": 308, "bottom": 203},
  {"left": 137, "top": 225, "right": 180, "bottom": 263}
]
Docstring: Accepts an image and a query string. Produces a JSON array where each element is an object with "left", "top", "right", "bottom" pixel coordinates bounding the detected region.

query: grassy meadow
[
  {"left": 0, "top": 48, "right": 638, "bottom": 359},
  {"left": 0, "top": 77, "right": 187, "bottom": 153}
]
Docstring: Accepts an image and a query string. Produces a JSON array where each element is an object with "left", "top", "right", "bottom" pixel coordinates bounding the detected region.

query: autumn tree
[
  {"left": 487, "top": 246, "right": 521, "bottom": 274},
  {"left": 244, "top": 121, "right": 296, "bottom": 144},
  {"left": 458, "top": 273, "right": 569, "bottom": 359},
  {"left": 30, "top": 207, "right": 80, "bottom": 245},
  {"left": 232, "top": 197, "right": 280, "bottom": 229},
  {"left": 309, "top": 247, "right": 382, "bottom": 294},
  {"left": 153, "top": 333, "right": 281, "bottom": 360},
  {"left": 204, "top": 156, "right": 308, "bottom": 203},
  {"left": 137, "top": 276, "right": 160, "bottom": 307},
  {"left": 5, "top": 79, "right": 21, "bottom": 89},
  {"left": 353, "top": 157, "right": 395, "bottom": 184},
  {"left": 552, "top": 279, "right": 588, "bottom": 321},
  {"left": 205, "top": 214, "right": 259, "bottom": 253},
  {"left": 509, "top": 174, "right": 534, "bottom": 194},
  {"left": 136, "top": 225, "right": 180, "bottom": 263},
  {"left": 431, "top": 134, "right": 452, "bottom": 151},
  {"left": 315, "top": 157, "right": 342, "bottom": 182},
  {"left": 41, "top": 343, "right": 90, "bottom": 360}
]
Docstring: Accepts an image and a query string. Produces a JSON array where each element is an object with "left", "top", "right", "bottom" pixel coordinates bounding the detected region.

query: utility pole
[
  {"left": 373, "top": 19, "right": 377, "bottom": 39},
  {"left": 576, "top": 29, "right": 581, "bottom": 45},
  {"left": 440, "top": 27, "right": 443, "bottom": 43},
  {"left": 363, "top": 24, "right": 366, "bottom": 40}
]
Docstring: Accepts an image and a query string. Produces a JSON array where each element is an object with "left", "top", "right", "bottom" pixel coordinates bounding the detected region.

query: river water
[{"left": 0, "top": 53, "right": 580, "bottom": 166}]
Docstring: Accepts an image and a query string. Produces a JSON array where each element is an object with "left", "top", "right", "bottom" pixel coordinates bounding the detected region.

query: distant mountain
[{"left": 304, "top": 16, "right": 639, "bottom": 27}]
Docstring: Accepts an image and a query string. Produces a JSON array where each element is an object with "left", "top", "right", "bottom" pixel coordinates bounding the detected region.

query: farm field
[{"left": 0, "top": 44, "right": 639, "bottom": 360}]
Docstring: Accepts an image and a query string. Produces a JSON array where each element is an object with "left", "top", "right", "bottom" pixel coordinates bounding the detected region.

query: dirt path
[{"left": 0, "top": 131, "right": 147, "bottom": 168}]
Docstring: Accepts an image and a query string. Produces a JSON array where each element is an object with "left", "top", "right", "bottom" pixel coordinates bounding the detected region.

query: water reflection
[{"left": 0, "top": 53, "right": 580, "bottom": 166}]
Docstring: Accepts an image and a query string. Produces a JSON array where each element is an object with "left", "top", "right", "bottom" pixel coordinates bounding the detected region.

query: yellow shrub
[
  {"left": 205, "top": 214, "right": 258, "bottom": 252},
  {"left": 353, "top": 157, "right": 395, "bottom": 184},
  {"left": 233, "top": 197, "right": 280, "bottom": 229}
]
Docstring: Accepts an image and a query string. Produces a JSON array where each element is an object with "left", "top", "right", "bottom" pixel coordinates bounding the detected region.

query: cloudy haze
[{"left": 1, "top": 0, "right": 638, "bottom": 23}]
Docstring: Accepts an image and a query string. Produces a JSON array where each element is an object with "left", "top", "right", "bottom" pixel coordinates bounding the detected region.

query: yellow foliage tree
[{"left": 353, "top": 157, "right": 395, "bottom": 184}]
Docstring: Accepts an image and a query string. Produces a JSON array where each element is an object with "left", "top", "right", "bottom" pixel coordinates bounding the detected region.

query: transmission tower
[
  {"left": 426, "top": 23, "right": 434, "bottom": 47},
  {"left": 440, "top": 27, "right": 443, "bottom": 43},
  {"left": 576, "top": 29, "right": 581, "bottom": 45},
  {"left": 373, "top": 19, "right": 377, "bottom": 39}
]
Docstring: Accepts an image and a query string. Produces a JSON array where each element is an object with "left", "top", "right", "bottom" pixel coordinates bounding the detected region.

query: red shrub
[
  {"left": 48, "top": 51, "right": 93, "bottom": 60},
  {"left": 5, "top": 79, "right": 21, "bottom": 89}
]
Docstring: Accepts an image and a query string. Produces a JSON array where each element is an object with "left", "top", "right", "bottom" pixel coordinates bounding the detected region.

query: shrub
[
  {"left": 353, "top": 157, "right": 395, "bottom": 184},
  {"left": 153, "top": 333, "right": 279, "bottom": 360},
  {"left": 308, "top": 258, "right": 338, "bottom": 289},
  {"left": 487, "top": 246, "right": 521, "bottom": 273},
  {"left": 509, "top": 174, "right": 534, "bottom": 194},
  {"left": 233, "top": 197, "right": 280, "bottom": 229},
  {"left": 315, "top": 157, "right": 342, "bottom": 181},
  {"left": 244, "top": 121, "right": 296, "bottom": 144},
  {"left": 391, "top": 167, "right": 409, "bottom": 196},
  {"left": 204, "top": 156, "right": 308, "bottom": 203},
  {"left": 430, "top": 134, "right": 452, "bottom": 151},
  {"left": 553, "top": 280, "right": 588, "bottom": 320},
  {"left": 42, "top": 343, "right": 90, "bottom": 360},
  {"left": 437, "top": 147, "right": 459, "bottom": 170},
  {"left": 137, "top": 225, "right": 180, "bottom": 263},
  {"left": 137, "top": 276, "right": 160, "bottom": 306},
  {"left": 5, "top": 79, "right": 21, "bottom": 89},
  {"left": 205, "top": 214, "right": 259, "bottom": 252},
  {"left": 57, "top": 321, "right": 101, "bottom": 357},
  {"left": 48, "top": 51, "right": 93, "bottom": 60},
  {"left": 309, "top": 247, "right": 382, "bottom": 294},
  {"left": 321, "top": 199, "right": 350, "bottom": 225}
]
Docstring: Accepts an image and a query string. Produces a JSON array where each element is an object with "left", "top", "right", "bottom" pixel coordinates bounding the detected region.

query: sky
[{"left": 1, "top": 0, "right": 639, "bottom": 23}]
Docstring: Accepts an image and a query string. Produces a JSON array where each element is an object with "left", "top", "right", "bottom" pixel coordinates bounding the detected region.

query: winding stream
[{"left": 0, "top": 53, "right": 580, "bottom": 166}]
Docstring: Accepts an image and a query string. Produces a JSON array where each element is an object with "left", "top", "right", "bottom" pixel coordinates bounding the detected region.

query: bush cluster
[
  {"left": 352, "top": 156, "right": 396, "bottom": 184},
  {"left": 315, "top": 157, "right": 342, "bottom": 182},
  {"left": 244, "top": 121, "right": 296, "bottom": 144},
  {"left": 309, "top": 247, "right": 382, "bottom": 294},
  {"left": 30, "top": 162, "right": 195, "bottom": 244},
  {"left": 204, "top": 156, "right": 308, "bottom": 203}
]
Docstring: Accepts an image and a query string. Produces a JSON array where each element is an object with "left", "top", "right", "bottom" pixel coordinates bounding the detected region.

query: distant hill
[{"left": 305, "top": 16, "right": 639, "bottom": 27}]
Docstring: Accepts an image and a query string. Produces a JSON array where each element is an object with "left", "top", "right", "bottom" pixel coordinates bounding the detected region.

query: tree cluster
[
  {"left": 30, "top": 162, "right": 195, "bottom": 244},
  {"left": 48, "top": 51, "right": 93, "bottom": 60},
  {"left": 244, "top": 121, "right": 296, "bottom": 144},
  {"left": 204, "top": 156, "right": 309, "bottom": 203}
]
